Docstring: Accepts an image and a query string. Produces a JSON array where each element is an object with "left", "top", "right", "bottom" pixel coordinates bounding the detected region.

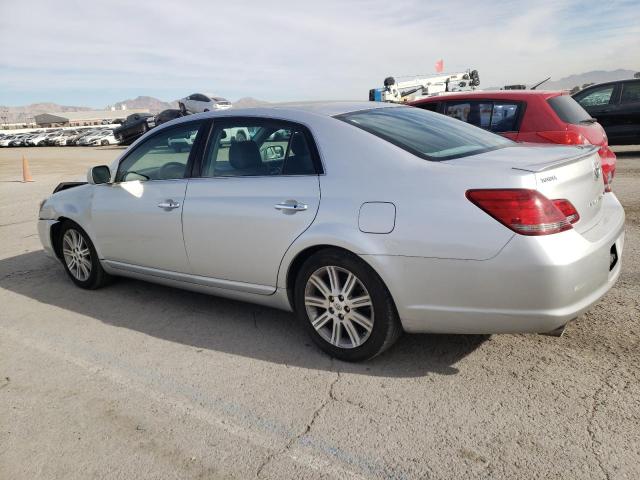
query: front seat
[
  {"left": 229, "top": 140, "right": 263, "bottom": 176},
  {"left": 283, "top": 132, "right": 314, "bottom": 175}
]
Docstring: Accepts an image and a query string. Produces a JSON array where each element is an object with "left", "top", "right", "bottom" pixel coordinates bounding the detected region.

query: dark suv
[{"left": 573, "top": 79, "right": 640, "bottom": 145}]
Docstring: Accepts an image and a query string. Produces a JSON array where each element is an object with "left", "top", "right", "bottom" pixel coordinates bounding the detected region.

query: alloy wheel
[
  {"left": 62, "top": 229, "right": 92, "bottom": 281},
  {"left": 304, "top": 266, "right": 374, "bottom": 349}
]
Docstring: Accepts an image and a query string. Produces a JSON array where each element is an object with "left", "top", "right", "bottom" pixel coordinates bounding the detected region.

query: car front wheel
[
  {"left": 295, "top": 249, "right": 401, "bottom": 361},
  {"left": 59, "top": 222, "right": 111, "bottom": 289}
]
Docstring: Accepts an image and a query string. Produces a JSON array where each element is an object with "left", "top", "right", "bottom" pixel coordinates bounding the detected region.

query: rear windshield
[
  {"left": 335, "top": 106, "right": 512, "bottom": 160},
  {"left": 547, "top": 95, "right": 593, "bottom": 124}
]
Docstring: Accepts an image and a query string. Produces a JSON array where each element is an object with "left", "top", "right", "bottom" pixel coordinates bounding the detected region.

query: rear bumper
[{"left": 365, "top": 193, "right": 625, "bottom": 334}]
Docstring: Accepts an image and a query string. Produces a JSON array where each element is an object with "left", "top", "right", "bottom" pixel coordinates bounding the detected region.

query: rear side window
[
  {"left": 444, "top": 102, "right": 493, "bottom": 129},
  {"left": 547, "top": 95, "right": 592, "bottom": 124},
  {"left": 621, "top": 82, "right": 640, "bottom": 104},
  {"left": 201, "top": 120, "right": 318, "bottom": 177},
  {"left": 336, "top": 107, "right": 512, "bottom": 161},
  {"left": 442, "top": 101, "right": 520, "bottom": 133},
  {"left": 490, "top": 103, "right": 519, "bottom": 132}
]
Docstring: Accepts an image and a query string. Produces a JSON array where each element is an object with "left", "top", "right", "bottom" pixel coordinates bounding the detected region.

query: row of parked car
[
  {"left": 0, "top": 126, "right": 118, "bottom": 148},
  {"left": 1, "top": 93, "right": 236, "bottom": 148}
]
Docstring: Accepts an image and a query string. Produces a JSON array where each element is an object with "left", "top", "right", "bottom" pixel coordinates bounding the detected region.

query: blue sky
[{"left": 0, "top": 0, "right": 638, "bottom": 107}]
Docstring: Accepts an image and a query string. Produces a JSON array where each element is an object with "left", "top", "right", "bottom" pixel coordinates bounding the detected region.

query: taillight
[
  {"left": 551, "top": 199, "right": 579, "bottom": 224},
  {"left": 537, "top": 131, "right": 589, "bottom": 145},
  {"left": 466, "top": 189, "right": 573, "bottom": 236}
]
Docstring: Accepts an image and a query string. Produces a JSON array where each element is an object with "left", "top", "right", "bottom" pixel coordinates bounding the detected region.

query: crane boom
[{"left": 369, "top": 69, "right": 480, "bottom": 103}]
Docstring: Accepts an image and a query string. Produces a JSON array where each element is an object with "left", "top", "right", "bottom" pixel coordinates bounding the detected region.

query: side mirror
[
  {"left": 262, "top": 145, "right": 285, "bottom": 160},
  {"left": 87, "top": 165, "right": 111, "bottom": 184}
]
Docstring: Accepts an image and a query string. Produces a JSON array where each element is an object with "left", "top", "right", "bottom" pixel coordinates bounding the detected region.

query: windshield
[
  {"left": 548, "top": 95, "right": 593, "bottom": 124},
  {"left": 336, "top": 106, "right": 512, "bottom": 161}
]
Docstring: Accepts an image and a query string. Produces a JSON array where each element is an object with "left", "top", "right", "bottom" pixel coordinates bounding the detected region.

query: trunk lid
[{"left": 512, "top": 145, "right": 605, "bottom": 233}]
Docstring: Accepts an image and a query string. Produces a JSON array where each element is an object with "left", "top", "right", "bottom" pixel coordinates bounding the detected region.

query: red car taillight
[
  {"left": 537, "top": 131, "right": 589, "bottom": 145},
  {"left": 598, "top": 146, "right": 616, "bottom": 193},
  {"left": 466, "top": 189, "right": 577, "bottom": 236}
]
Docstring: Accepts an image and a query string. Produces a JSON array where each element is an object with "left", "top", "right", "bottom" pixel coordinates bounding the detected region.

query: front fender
[{"left": 40, "top": 184, "right": 102, "bottom": 257}]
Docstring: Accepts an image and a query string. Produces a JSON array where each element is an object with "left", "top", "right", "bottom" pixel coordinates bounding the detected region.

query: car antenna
[{"left": 530, "top": 77, "right": 551, "bottom": 90}]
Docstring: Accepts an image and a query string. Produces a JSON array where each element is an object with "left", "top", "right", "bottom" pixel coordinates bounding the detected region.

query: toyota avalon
[{"left": 38, "top": 103, "right": 625, "bottom": 361}]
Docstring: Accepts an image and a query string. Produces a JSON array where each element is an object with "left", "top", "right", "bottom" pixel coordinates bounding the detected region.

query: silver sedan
[{"left": 38, "top": 102, "right": 625, "bottom": 361}]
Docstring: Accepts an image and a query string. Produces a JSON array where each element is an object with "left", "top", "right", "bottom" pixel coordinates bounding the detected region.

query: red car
[{"left": 410, "top": 90, "right": 616, "bottom": 191}]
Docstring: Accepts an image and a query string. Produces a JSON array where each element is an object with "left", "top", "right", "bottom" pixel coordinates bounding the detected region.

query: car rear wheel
[
  {"left": 179, "top": 103, "right": 187, "bottom": 114},
  {"left": 235, "top": 131, "right": 247, "bottom": 142},
  {"left": 294, "top": 249, "right": 402, "bottom": 361},
  {"left": 59, "top": 222, "right": 111, "bottom": 289}
]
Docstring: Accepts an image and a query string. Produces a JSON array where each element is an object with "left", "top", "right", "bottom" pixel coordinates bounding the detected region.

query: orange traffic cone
[{"left": 22, "top": 155, "right": 33, "bottom": 182}]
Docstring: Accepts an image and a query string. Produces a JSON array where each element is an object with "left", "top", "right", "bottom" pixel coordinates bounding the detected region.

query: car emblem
[{"left": 592, "top": 159, "right": 601, "bottom": 181}]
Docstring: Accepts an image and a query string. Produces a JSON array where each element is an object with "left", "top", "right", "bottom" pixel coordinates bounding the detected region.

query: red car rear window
[{"left": 547, "top": 95, "right": 593, "bottom": 125}]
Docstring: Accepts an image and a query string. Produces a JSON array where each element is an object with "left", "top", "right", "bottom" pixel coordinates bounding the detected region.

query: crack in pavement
[
  {"left": 256, "top": 370, "right": 342, "bottom": 478},
  {"left": 586, "top": 379, "right": 612, "bottom": 480},
  {"left": 0, "top": 376, "right": 10, "bottom": 390},
  {"left": 0, "top": 266, "right": 53, "bottom": 282},
  {"left": 0, "top": 220, "right": 33, "bottom": 228}
]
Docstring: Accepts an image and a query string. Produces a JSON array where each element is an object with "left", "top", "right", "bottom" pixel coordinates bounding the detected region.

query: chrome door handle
[
  {"left": 275, "top": 201, "right": 308, "bottom": 212},
  {"left": 157, "top": 200, "right": 181, "bottom": 210}
]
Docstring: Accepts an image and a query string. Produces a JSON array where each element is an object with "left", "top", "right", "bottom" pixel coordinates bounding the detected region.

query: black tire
[
  {"left": 179, "top": 103, "right": 187, "bottom": 114},
  {"left": 235, "top": 131, "right": 247, "bottom": 142},
  {"left": 58, "top": 221, "right": 111, "bottom": 290},
  {"left": 294, "top": 248, "right": 402, "bottom": 361},
  {"left": 101, "top": 140, "right": 109, "bottom": 146}
]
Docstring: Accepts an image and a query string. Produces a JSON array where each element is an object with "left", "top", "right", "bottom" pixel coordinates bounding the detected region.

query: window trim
[
  {"left": 193, "top": 116, "right": 324, "bottom": 178},
  {"left": 114, "top": 119, "right": 208, "bottom": 183}
]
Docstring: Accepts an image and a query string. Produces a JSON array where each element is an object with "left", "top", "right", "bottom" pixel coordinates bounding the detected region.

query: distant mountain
[
  {"left": 233, "top": 97, "right": 270, "bottom": 108},
  {"left": 110, "top": 96, "right": 178, "bottom": 113},
  {"left": 0, "top": 102, "right": 91, "bottom": 123},
  {"left": 1, "top": 96, "right": 271, "bottom": 124},
  {"left": 540, "top": 69, "right": 637, "bottom": 90}
]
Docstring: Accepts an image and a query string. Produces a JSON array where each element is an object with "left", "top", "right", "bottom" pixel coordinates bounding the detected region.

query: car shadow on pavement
[{"left": 0, "top": 251, "right": 489, "bottom": 378}]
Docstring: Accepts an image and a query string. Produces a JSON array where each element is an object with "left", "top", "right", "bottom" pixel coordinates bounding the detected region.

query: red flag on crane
[{"left": 435, "top": 59, "right": 444, "bottom": 73}]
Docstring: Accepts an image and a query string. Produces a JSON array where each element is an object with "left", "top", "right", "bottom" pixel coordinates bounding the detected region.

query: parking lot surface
[{"left": 1, "top": 146, "right": 639, "bottom": 479}]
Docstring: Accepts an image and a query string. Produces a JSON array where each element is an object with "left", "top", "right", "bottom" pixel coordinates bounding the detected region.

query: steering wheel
[{"left": 159, "top": 162, "right": 186, "bottom": 180}]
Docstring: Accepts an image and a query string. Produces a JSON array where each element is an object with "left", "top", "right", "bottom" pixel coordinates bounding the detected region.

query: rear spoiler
[
  {"left": 53, "top": 182, "right": 87, "bottom": 194},
  {"left": 512, "top": 146, "right": 598, "bottom": 173}
]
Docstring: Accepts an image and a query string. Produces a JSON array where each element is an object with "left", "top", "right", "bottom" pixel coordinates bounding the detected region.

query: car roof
[
  {"left": 577, "top": 78, "right": 639, "bottom": 90},
  {"left": 237, "top": 101, "right": 398, "bottom": 116},
  {"left": 165, "top": 101, "right": 399, "bottom": 126},
  {"left": 410, "top": 90, "right": 566, "bottom": 104},
  {"left": 146, "top": 101, "right": 403, "bottom": 136}
]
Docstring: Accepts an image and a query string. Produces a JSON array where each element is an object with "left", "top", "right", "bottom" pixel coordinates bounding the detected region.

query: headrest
[
  {"left": 290, "top": 132, "right": 309, "bottom": 156},
  {"left": 229, "top": 140, "right": 262, "bottom": 170}
]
